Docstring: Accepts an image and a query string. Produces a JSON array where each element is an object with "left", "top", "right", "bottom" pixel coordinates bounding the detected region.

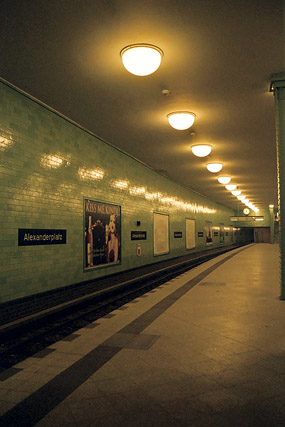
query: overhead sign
[{"left": 18, "top": 229, "right": 66, "bottom": 246}]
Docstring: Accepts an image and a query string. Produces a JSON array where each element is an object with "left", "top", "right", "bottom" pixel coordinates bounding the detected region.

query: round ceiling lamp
[
  {"left": 120, "top": 44, "right": 163, "bottom": 76},
  {"left": 167, "top": 112, "right": 196, "bottom": 130},
  {"left": 217, "top": 176, "right": 231, "bottom": 184},
  {"left": 206, "top": 162, "right": 223, "bottom": 173},
  {"left": 232, "top": 190, "right": 241, "bottom": 196},
  {"left": 191, "top": 144, "right": 212, "bottom": 157},
  {"left": 225, "top": 184, "right": 237, "bottom": 191}
]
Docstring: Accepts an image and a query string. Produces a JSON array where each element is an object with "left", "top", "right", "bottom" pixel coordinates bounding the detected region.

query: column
[
  {"left": 270, "top": 73, "right": 285, "bottom": 300},
  {"left": 269, "top": 205, "right": 275, "bottom": 244}
]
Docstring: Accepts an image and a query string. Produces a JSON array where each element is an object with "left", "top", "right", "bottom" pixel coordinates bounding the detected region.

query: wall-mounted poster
[
  {"left": 205, "top": 221, "right": 213, "bottom": 245},
  {"left": 186, "top": 218, "right": 195, "bottom": 249},
  {"left": 220, "top": 224, "right": 225, "bottom": 244},
  {"left": 153, "top": 212, "right": 169, "bottom": 255},
  {"left": 84, "top": 199, "right": 121, "bottom": 269}
]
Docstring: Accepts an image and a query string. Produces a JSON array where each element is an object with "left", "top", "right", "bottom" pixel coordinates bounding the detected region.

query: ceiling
[{"left": 1, "top": 0, "right": 284, "bottom": 210}]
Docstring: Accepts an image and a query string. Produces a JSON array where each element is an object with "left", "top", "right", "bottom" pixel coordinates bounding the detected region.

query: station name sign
[
  {"left": 18, "top": 229, "right": 67, "bottom": 246},
  {"left": 174, "top": 231, "right": 182, "bottom": 238},
  {"left": 131, "top": 231, "right": 147, "bottom": 240}
]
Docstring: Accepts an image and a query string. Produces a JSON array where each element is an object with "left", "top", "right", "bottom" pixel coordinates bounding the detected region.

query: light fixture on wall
[
  {"left": 225, "top": 184, "right": 237, "bottom": 191},
  {"left": 217, "top": 176, "right": 231, "bottom": 184},
  {"left": 232, "top": 190, "right": 241, "bottom": 196},
  {"left": 167, "top": 112, "right": 196, "bottom": 130},
  {"left": 206, "top": 162, "right": 223, "bottom": 173},
  {"left": 120, "top": 44, "right": 163, "bottom": 76},
  {"left": 191, "top": 144, "right": 212, "bottom": 157}
]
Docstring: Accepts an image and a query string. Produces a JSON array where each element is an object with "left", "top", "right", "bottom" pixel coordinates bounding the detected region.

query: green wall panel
[{"left": 0, "top": 79, "right": 237, "bottom": 303}]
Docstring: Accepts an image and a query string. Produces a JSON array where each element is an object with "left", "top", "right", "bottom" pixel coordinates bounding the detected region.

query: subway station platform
[{"left": 1, "top": 244, "right": 284, "bottom": 427}]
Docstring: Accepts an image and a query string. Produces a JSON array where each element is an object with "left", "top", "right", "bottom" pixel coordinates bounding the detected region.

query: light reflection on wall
[
  {"left": 78, "top": 167, "right": 105, "bottom": 181},
  {"left": 145, "top": 192, "right": 161, "bottom": 200},
  {"left": 111, "top": 179, "right": 129, "bottom": 190},
  {"left": 0, "top": 135, "right": 14, "bottom": 151},
  {"left": 113, "top": 180, "right": 216, "bottom": 214},
  {"left": 41, "top": 154, "right": 65, "bottom": 169},
  {"left": 129, "top": 186, "right": 146, "bottom": 196}
]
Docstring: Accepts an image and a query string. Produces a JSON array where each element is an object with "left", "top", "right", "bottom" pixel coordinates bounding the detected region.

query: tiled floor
[{"left": 1, "top": 243, "right": 284, "bottom": 426}]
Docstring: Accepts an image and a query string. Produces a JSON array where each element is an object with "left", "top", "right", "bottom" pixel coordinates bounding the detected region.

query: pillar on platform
[{"left": 270, "top": 73, "right": 285, "bottom": 300}]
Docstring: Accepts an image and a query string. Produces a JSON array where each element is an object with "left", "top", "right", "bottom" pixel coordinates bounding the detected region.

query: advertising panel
[
  {"left": 186, "top": 218, "right": 195, "bottom": 249},
  {"left": 205, "top": 221, "right": 213, "bottom": 245},
  {"left": 153, "top": 212, "right": 169, "bottom": 255},
  {"left": 84, "top": 199, "right": 121, "bottom": 269}
]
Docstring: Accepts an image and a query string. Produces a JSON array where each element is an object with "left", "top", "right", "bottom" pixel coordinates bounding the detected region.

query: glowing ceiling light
[
  {"left": 232, "top": 190, "right": 241, "bottom": 196},
  {"left": 120, "top": 44, "right": 163, "bottom": 76},
  {"left": 237, "top": 195, "right": 245, "bottom": 200},
  {"left": 243, "top": 199, "right": 249, "bottom": 204},
  {"left": 206, "top": 162, "right": 223, "bottom": 173},
  {"left": 225, "top": 184, "right": 237, "bottom": 191},
  {"left": 217, "top": 176, "right": 231, "bottom": 184},
  {"left": 167, "top": 112, "right": 196, "bottom": 130},
  {"left": 255, "top": 218, "right": 264, "bottom": 221},
  {"left": 191, "top": 144, "right": 212, "bottom": 157}
]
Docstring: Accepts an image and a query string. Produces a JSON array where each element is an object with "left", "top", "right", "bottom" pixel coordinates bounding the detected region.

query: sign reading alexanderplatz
[{"left": 18, "top": 229, "right": 67, "bottom": 246}]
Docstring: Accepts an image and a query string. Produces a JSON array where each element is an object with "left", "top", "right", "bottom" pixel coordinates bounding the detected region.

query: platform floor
[{"left": 1, "top": 243, "right": 284, "bottom": 426}]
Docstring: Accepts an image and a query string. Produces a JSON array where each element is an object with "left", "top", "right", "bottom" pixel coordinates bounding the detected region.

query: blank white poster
[{"left": 153, "top": 212, "right": 169, "bottom": 255}]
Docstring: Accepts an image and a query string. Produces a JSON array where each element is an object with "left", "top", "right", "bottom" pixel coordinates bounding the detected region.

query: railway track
[{"left": 0, "top": 244, "right": 248, "bottom": 372}]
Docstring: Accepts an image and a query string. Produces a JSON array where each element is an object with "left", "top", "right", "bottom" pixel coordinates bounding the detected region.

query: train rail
[{"left": 0, "top": 243, "right": 250, "bottom": 372}]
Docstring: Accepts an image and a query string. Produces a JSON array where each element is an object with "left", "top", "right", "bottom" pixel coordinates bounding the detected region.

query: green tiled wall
[{"left": 1, "top": 79, "right": 237, "bottom": 303}]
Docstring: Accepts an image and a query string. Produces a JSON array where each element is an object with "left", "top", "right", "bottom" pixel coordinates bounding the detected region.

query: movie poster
[
  {"left": 205, "top": 221, "right": 213, "bottom": 245},
  {"left": 84, "top": 199, "right": 121, "bottom": 269}
]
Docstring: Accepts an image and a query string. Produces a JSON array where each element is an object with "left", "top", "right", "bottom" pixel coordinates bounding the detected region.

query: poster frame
[
  {"left": 185, "top": 218, "right": 196, "bottom": 250},
  {"left": 153, "top": 211, "right": 170, "bottom": 256},
  {"left": 205, "top": 221, "right": 213, "bottom": 246},
  {"left": 83, "top": 197, "right": 121, "bottom": 272}
]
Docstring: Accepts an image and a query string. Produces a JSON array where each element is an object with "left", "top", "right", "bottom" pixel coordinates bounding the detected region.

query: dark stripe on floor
[
  {"left": 119, "top": 249, "right": 243, "bottom": 335},
  {"left": 1, "top": 246, "right": 248, "bottom": 426}
]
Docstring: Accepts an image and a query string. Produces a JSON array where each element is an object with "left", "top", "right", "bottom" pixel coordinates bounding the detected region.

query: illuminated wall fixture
[
  {"left": 206, "top": 162, "right": 223, "bottom": 173},
  {"left": 255, "top": 218, "right": 264, "bottom": 221},
  {"left": 167, "top": 112, "right": 196, "bottom": 130},
  {"left": 232, "top": 190, "right": 241, "bottom": 196},
  {"left": 120, "top": 44, "right": 163, "bottom": 76},
  {"left": 191, "top": 144, "right": 212, "bottom": 157},
  {"left": 225, "top": 184, "right": 237, "bottom": 191},
  {"left": 217, "top": 176, "right": 231, "bottom": 184},
  {"left": 269, "top": 204, "right": 274, "bottom": 208}
]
